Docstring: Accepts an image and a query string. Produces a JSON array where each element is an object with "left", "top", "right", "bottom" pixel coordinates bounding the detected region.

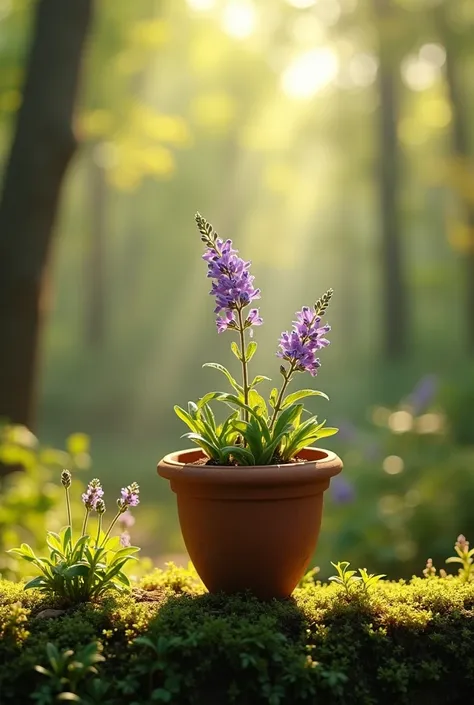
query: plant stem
[
  {"left": 95, "top": 515, "right": 102, "bottom": 549},
  {"left": 236, "top": 307, "right": 249, "bottom": 422},
  {"left": 269, "top": 362, "right": 296, "bottom": 431},
  {"left": 65, "top": 486, "right": 72, "bottom": 542},
  {"left": 81, "top": 508, "right": 90, "bottom": 538},
  {"left": 100, "top": 510, "right": 122, "bottom": 547}
]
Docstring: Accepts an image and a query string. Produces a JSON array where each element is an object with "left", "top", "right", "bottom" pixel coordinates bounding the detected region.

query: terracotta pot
[{"left": 157, "top": 446, "right": 343, "bottom": 600}]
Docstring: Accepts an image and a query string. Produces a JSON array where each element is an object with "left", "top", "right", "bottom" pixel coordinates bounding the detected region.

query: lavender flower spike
[
  {"left": 197, "top": 214, "right": 262, "bottom": 333},
  {"left": 277, "top": 306, "right": 331, "bottom": 377},
  {"left": 118, "top": 482, "right": 140, "bottom": 512},
  {"left": 82, "top": 478, "right": 104, "bottom": 511}
]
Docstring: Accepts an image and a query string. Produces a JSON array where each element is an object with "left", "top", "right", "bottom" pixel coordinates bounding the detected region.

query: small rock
[{"left": 35, "top": 609, "right": 66, "bottom": 620}]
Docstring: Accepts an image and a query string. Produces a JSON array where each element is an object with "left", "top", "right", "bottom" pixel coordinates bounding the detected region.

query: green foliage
[
  {"left": 329, "top": 561, "right": 385, "bottom": 596},
  {"left": 1, "top": 562, "right": 474, "bottom": 704},
  {"left": 9, "top": 472, "right": 140, "bottom": 604},
  {"left": 323, "top": 381, "right": 474, "bottom": 579},
  {"left": 445, "top": 534, "right": 474, "bottom": 582},
  {"left": 9, "top": 530, "right": 139, "bottom": 604},
  {"left": 175, "top": 366, "right": 337, "bottom": 466},
  {"left": 32, "top": 642, "right": 106, "bottom": 705}
]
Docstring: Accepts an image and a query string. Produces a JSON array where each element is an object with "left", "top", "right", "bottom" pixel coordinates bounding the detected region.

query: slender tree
[
  {"left": 435, "top": 6, "right": 474, "bottom": 351},
  {"left": 0, "top": 0, "right": 93, "bottom": 431},
  {"left": 373, "top": 0, "right": 407, "bottom": 358}
]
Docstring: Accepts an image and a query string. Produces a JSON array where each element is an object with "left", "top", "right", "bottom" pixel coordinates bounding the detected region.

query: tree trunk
[
  {"left": 374, "top": 0, "right": 407, "bottom": 358},
  {"left": 85, "top": 155, "right": 106, "bottom": 346},
  {"left": 436, "top": 10, "right": 474, "bottom": 351},
  {"left": 0, "top": 0, "right": 93, "bottom": 432}
]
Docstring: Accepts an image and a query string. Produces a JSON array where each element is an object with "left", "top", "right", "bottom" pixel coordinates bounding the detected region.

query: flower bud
[
  {"left": 61, "top": 469, "right": 71, "bottom": 489},
  {"left": 95, "top": 498, "right": 106, "bottom": 515}
]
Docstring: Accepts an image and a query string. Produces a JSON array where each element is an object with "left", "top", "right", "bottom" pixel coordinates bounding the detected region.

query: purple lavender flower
[
  {"left": 245, "top": 308, "right": 263, "bottom": 328},
  {"left": 117, "top": 482, "right": 140, "bottom": 512},
  {"left": 120, "top": 531, "right": 131, "bottom": 547},
  {"left": 216, "top": 310, "right": 237, "bottom": 334},
  {"left": 277, "top": 306, "right": 331, "bottom": 377},
  {"left": 407, "top": 375, "right": 438, "bottom": 415},
  {"left": 330, "top": 476, "right": 355, "bottom": 505},
  {"left": 82, "top": 478, "right": 104, "bottom": 511},
  {"left": 118, "top": 509, "right": 135, "bottom": 528},
  {"left": 202, "top": 238, "right": 262, "bottom": 332}
]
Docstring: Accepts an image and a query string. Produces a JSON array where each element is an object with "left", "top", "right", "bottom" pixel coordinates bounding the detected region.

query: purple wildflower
[
  {"left": 120, "top": 531, "right": 131, "bottom": 547},
  {"left": 82, "top": 478, "right": 104, "bottom": 511},
  {"left": 277, "top": 306, "right": 331, "bottom": 376},
  {"left": 202, "top": 238, "right": 262, "bottom": 332},
  {"left": 118, "top": 509, "right": 135, "bottom": 528},
  {"left": 330, "top": 477, "right": 355, "bottom": 505},
  {"left": 245, "top": 308, "right": 263, "bottom": 328},
  {"left": 118, "top": 482, "right": 140, "bottom": 512},
  {"left": 216, "top": 310, "right": 237, "bottom": 334},
  {"left": 407, "top": 375, "right": 438, "bottom": 415}
]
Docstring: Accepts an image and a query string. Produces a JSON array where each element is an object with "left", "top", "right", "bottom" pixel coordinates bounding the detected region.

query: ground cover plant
[{"left": 1, "top": 539, "right": 474, "bottom": 705}]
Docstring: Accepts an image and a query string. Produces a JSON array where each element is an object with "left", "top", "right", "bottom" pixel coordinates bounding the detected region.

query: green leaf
[
  {"left": 65, "top": 564, "right": 90, "bottom": 578},
  {"left": 203, "top": 363, "right": 244, "bottom": 394},
  {"left": 196, "top": 391, "right": 224, "bottom": 408},
  {"left": 57, "top": 694, "right": 81, "bottom": 702},
  {"left": 24, "top": 576, "right": 48, "bottom": 590},
  {"left": 109, "top": 546, "right": 140, "bottom": 564},
  {"left": 248, "top": 389, "right": 268, "bottom": 419},
  {"left": 115, "top": 571, "right": 131, "bottom": 587},
  {"left": 312, "top": 427, "right": 339, "bottom": 439},
  {"left": 250, "top": 375, "right": 271, "bottom": 388},
  {"left": 71, "top": 535, "right": 90, "bottom": 557},
  {"left": 181, "top": 432, "right": 220, "bottom": 460},
  {"left": 281, "top": 389, "right": 329, "bottom": 409},
  {"left": 221, "top": 446, "right": 256, "bottom": 466},
  {"left": 217, "top": 394, "right": 259, "bottom": 419},
  {"left": 187, "top": 401, "right": 198, "bottom": 416},
  {"left": 46, "top": 532, "right": 64, "bottom": 556},
  {"left": 8, "top": 546, "right": 37, "bottom": 563},
  {"left": 174, "top": 406, "right": 199, "bottom": 433},
  {"left": 273, "top": 403, "right": 304, "bottom": 438},
  {"left": 62, "top": 526, "right": 72, "bottom": 553},
  {"left": 46, "top": 642, "right": 60, "bottom": 666},
  {"left": 269, "top": 388, "right": 278, "bottom": 408},
  {"left": 34, "top": 665, "right": 52, "bottom": 676},
  {"left": 231, "top": 341, "right": 242, "bottom": 361},
  {"left": 245, "top": 341, "right": 257, "bottom": 362},
  {"left": 218, "top": 411, "right": 240, "bottom": 444},
  {"left": 202, "top": 403, "right": 217, "bottom": 432}
]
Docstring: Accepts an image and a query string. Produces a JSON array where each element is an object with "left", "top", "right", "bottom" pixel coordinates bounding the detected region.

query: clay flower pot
[{"left": 157, "top": 446, "right": 343, "bottom": 599}]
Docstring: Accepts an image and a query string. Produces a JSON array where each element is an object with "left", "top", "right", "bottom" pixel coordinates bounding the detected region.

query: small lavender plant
[
  {"left": 9, "top": 471, "right": 140, "bottom": 603},
  {"left": 174, "top": 214, "right": 338, "bottom": 466}
]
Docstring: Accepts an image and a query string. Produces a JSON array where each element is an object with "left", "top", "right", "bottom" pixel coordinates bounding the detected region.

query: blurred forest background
[{"left": 1, "top": 0, "right": 474, "bottom": 581}]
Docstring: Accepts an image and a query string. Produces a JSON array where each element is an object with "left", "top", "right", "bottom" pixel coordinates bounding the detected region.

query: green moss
[{"left": 1, "top": 567, "right": 474, "bottom": 704}]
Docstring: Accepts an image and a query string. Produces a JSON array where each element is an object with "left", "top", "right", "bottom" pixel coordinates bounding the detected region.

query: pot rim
[{"left": 158, "top": 446, "right": 343, "bottom": 486}]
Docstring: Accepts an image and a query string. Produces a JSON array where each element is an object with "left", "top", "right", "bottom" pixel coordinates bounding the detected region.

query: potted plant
[{"left": 158, "top": 214, "right": 343, "bottom": 599}]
